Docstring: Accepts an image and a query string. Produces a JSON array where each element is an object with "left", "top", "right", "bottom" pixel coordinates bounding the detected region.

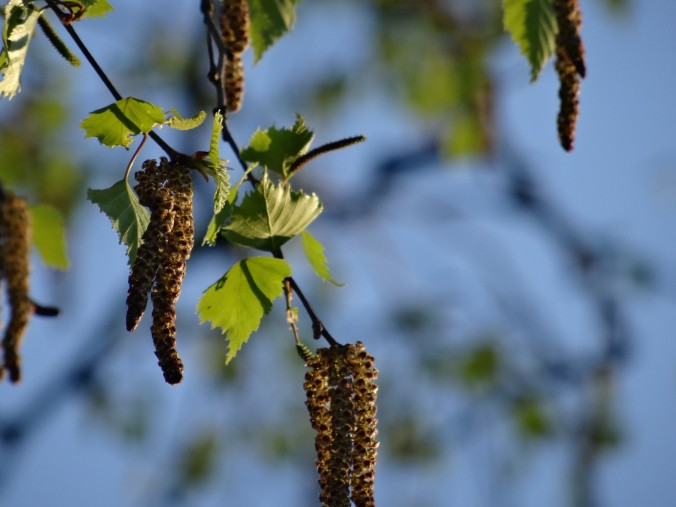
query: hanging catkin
[
  {"left": 553, "top": 0, "right": 586, "bottom": 78},
  {"left": 304, "top": 342, "right": 379, "bottom": 507},
  {"left": 127, "top": 159, "right": 174, "bottom": 332},
  {"left": 220, "top": 0, "right": 250, "bottom": 113},
  {"left": 127, "top": 158, "right": 194, "bottom": 384},
  {"left": 555, "top": 46, "right": 580, "bottom": 152},
  {"left": 553, "top": 0, "right": 585, "bottom": 151},
  {"left": 0, "top": 194, "right": 33, "bottom": 383},
  {"left": 150, "top": 161, "right": 193, "bottom": 385},
  {"left": 347, "top": 342, "right": 378, "bottom": 507}
]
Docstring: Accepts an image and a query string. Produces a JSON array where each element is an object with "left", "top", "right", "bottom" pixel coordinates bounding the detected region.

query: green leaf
[
  {"left": 202, "top": 204, "right": 232, "bottom": 247},
  {"left": 240, "top": 115, "right": 314, "bottom": 176},
  {"left": 249, "top": 0, "right": 303, "bottom": 62},
  {"left": 503, "top": 0, "right": 557, "bottom": 81},
  {"left": 222, "top": 172, "right": 322, "bottom": 251},
  {"left": 81, "top": 97, "right": 166, "bottom": 148},
  {"left": 28, "top": 203, "right": 69, "bottom": 270},
  {"left": 513, "top": 397, "right": 551, "bottom": 438},
  {"left": 166, "top": 108, "right": 207, "bottom": 131},
  {"left": 87, "top": 179, "right": 150, "bottom": 263},
  {"left": 80, "top": 0, "right": 113, "bottom": 18},
  {"left": 197, "top": 257, "right": 292, "bottom": 364},
  {"left": 301, "top": 231, "right": 343, "bottom": 286},
  {"left": 0, "top": 0, "right": 43, "bottom": 99},
  {"left": 202, "top": 164, "right": 256, "bottom": 247}
]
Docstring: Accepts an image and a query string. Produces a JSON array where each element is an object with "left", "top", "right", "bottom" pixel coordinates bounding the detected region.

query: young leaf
[
  {"left": 197, "top": 257, "right": 292, "bottom": 364},
  {"left": 240, "top": 115, "right": 314, "bottom": 176},
  {"left": 249, "top": 0, "right": 303, "bottom": 62},
  {"left": 202, "top": 165, "right": 254, "bottom": 246},
  {"left": 222, "top": 172, "right": 322, "bottom": 251},
  {"left": 87, "top": 179, "right": 150, "bottom": 263},
  {"left": 80, "top": 0, "right": 113, "bottom": 19},
  {"left": 202, "top": 204, "right": 232, "bottom": 247},
  {"left": 503, "top": 0, "right": 557, "bottom": 81},
  {"left": 0, "top": 0, "right": 43, "bottom": 99},
  {"left": 28, "top": 203, "right": 69, "bottom": 270},
  {"left": 166, "top": 109, "right": 207, "bottom": 131},
  {"left": 301, "top": 231, "right": 343, "bottom": 286},
  {"left": 81, "top": 97, "right": 166, "bottom": 148}
]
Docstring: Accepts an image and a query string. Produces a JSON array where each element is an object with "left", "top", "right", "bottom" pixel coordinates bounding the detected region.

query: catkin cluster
[
  {"left": 127, "top": 158, "right": 194, "bottom": 385},
  {"left": 0, "top": 193, "right": 34, "bottom": 383},
  {"left": 220, "top": 0, "right": 250, "bottom": 113},
  {"left": 553, "top": 0, "right": 586, "bottom": 151},
  {"left": 304, "top": 342, "right": 379, "bottom": 507}
]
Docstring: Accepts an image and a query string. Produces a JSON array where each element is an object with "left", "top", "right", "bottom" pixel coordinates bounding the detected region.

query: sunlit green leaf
[
  {"left": 249, "top": 0, "right": 303, "bottom": 62},
  {"left": 87, "top": 179, "right": 150, "bottom": 263},
  {"left": 202, "top": 204, "right": 232, "bottom": 247},
  {"left": 503, "top": 0, "right": 557, "bottom": 81},
  {"left": 240, "top": 115, "right": 314, "bottom": 176},
  {"left": 28, "top": 203, "right": 69, "bottom": 270},
  {"left": 80, "top": 0, "right": 113, "bottom": 18},
  {"left": 0, "top": 0, "right": 43, "bottom": 99},
  {"left": 81, "top": 97, "right": 165, "bottom": 148},
  {"left": 301, "top": 231, "right": 343, "bottom": 286},
  {"left": 222, "top": 172, "right": 322, "bottom": 251},
  {"left": 197, "top": 257, "right": 291, "bottom": 364}
]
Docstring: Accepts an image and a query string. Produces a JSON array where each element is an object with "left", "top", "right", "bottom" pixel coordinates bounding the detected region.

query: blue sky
[{"left": 0, "top": 1, "right": 675, "bottom": 506}]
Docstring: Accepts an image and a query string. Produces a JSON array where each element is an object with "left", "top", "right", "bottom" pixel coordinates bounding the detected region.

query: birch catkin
[
  {"left": 0, "top": 194, "right": 33, "bottom": 382},
  {"left": 553, "top": 0, "right": 586, "bottom": 151},
  {"left": 555, "top": 46, "right": 580, "bottom": 152},
  {"left": 220, "top": 0, "right": 250, "bottom": 113},
  {"left": 150, "top": 162, "right": 193, "bottom": 385},
  {"left": 127, "top": 158, "right": 194, "bottom": 384},
  {"left": 304, "top": 342, "right": 379, "bottom": 507}
]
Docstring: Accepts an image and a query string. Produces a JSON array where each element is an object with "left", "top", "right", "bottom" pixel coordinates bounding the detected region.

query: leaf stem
[{"left": 123, "top": 133, "right": 148, "bottom": 181}]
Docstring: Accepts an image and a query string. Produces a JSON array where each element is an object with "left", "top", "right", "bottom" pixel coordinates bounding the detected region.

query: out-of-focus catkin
[
  {"left": 553, "top": 0, "right": 586, "bottom": 78},
  {"left": 0, "top": 194, "right": 33, "bottom": 383},
  {"left": 304, "top": 342, "right": 379, "bottom": 507},
  {"left": 127, "top": 158, "right": 194, "bottom": 385},
  {"left": 555, "top": 46, "right": 580, "bottom": 152},
  {"left": 220, "top": 0, "right": 250, "bottom": 113},
  {"left": 553, "top": 0, "right": 585, "bottom": 151}
]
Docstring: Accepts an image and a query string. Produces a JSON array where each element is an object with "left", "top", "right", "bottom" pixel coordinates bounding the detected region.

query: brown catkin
[
  {"left": 224, "top": 54, "right": 245, "bottom": 114},
  {"left": 325, "top": 347, "right": 354, "bottom": 507},
  {"left": 347, "top": 342, "right": 379, "bottom": 507},
  {"left": 0, "top": 194, "right": 33, "bottom": 383},
  {"left": 220, "top": 0, "right": 249, "bottom": 113},
  {"left": 553, "top": 0, "right": 586, "bottom": 78},
  {"left": 555, "top": 45, "right": 580, "bottom": 152},
  {"left": 126, "top": 160, "right": 175, "bottom": 331},
  {"left": 149, "top": 160, "right": 193, "bottom": 385},
  {"left": 553, "top": 0, "right": 584, "bottom": 151},
  {"left": 304, "top": 343, "right": 379, "bottom": 507},
  {"left": 220, "top": 0, "right": 250, "bottom": 54}
]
